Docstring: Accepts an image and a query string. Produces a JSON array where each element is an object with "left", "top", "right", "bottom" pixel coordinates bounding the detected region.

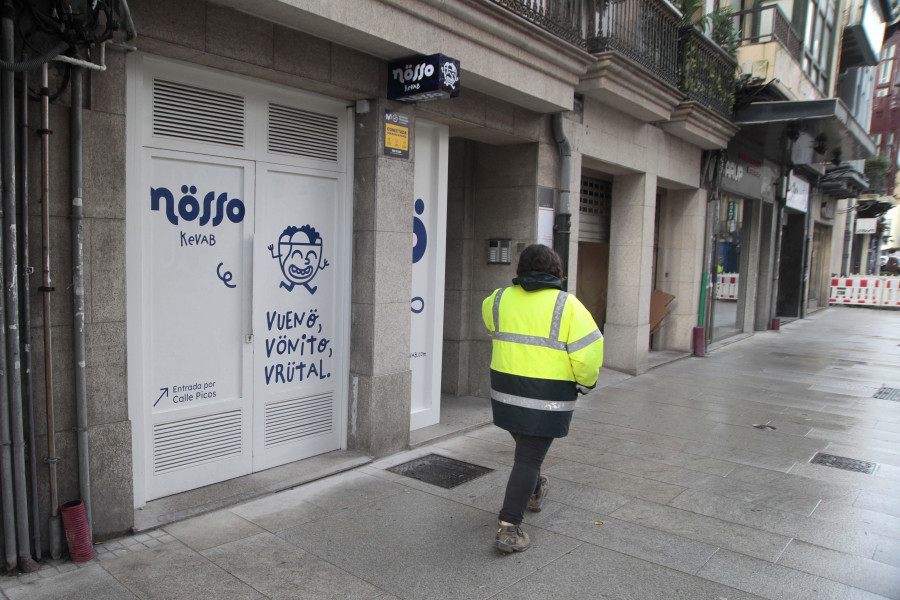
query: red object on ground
[
  {"left": 692, "top": 326, "right": 705, "bottom": 357},
  {"left": 771, "top": 318, "right": 780, "bottom": 331},
  {"left": 61, "top": 500, "right": 94, "bottom": 562}
]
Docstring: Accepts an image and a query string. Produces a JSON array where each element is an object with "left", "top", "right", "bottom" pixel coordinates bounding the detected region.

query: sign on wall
[
  {"left": 856, "top": 218, "right": 877, "bottom": 234},
  {"left": 388, "top": 54, "right": 460, "bottom": 103},
  {"left": 786, "top": 173, "right": 810, "bottom": 213},
  {"left": 384, "top": 110, "right": 410, "bottom": 159}
]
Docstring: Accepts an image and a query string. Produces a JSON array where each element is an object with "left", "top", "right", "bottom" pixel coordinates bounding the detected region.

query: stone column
[
  {"left": 755, "top": 202, "right": 776, "bottom": 330},
  {"left": 348, "top": 100, "right": 414, "bottom": 457},
  {"left": 739, "top": 199, "right": 763, "bottom": 332},
  {"left": 442, "top": 139, "right": 475, "bottom": 396},
  {"left": 653, "top": 187, "right": 705, "bottom": 352},
  {"left": 604, "top": 173, "right": 656, "bottom": 375}
]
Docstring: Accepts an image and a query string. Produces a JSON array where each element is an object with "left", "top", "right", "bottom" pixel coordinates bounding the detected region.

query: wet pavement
[{"left": 5, "top": 306, "right": 900, "bottom": 599}]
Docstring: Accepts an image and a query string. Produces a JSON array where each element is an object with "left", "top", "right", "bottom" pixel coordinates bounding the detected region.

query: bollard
[
  {"left": 61, "top": 499, "right": 94, "bottom": 562},
  {"left": 692, "top": 326, "right": 706, "bottom": 357}
]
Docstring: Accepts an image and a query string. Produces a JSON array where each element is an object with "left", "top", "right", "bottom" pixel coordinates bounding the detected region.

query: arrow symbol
[{"left": 153, "top": 387, "right": 169, "bottom": 407}]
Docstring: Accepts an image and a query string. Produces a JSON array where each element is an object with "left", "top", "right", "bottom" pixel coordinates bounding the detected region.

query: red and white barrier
[
  {"left": 715, "top": 273, "right": 739, "bottom": 300},
  {"left": 828, "top": 276, "right": 899, "bottom": 307},
  {"left": 881, "top": 277, "right": 900, "bottom": 307}
]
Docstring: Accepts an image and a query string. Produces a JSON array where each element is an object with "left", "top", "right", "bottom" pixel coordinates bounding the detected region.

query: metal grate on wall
[
  {"left": 265, "top": 392, "right": 333, "bottom": 448},
  {"left": 268, "top": 103, "right": 339, "bottom": 162},
  {"left": 152, "top": 79, "right": 246, "bottom": 147},
  {"left": 580, "top": 176, "right": 612, "bottom": 243},
  {"left": 153, "top": 410, "right": 243, "bottom": 474}
]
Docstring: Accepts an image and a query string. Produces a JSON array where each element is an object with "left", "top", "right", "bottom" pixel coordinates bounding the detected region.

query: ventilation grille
[
  {"left": 153, "top": 410, "right": 242, "bottom": 474},
  {"left": 265, "top": 393, "right": 333, "bottom": 448},
  {"left": 268, "top": 103, "right": 339, "bottom": 162},
  {"left": 874, "top": 387, "right": 900, "bottom": 401},
  {"left": 810, "top": 453, "right": 877, "bottom": 475},
  {"left": 152, "top": 79, "right": 245, "bottom": 147}
]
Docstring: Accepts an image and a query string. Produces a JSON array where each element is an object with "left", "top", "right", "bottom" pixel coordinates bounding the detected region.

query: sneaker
[
  {"left": 494, "top": 523, "right": 530, "bottom": 553},
  {"left": 527, "top": 475, "right": 549, "bottom": 512}
]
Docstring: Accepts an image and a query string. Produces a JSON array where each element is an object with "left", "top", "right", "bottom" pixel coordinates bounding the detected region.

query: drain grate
[
  {"left": 810, "top": 453, "right": 877, "bottom": 475},
  {"left": 387, "top": 454, "right": 493, "bottom": 489},
  {"left": 874, "top": 387, "right": 900, "bottom": 402}
]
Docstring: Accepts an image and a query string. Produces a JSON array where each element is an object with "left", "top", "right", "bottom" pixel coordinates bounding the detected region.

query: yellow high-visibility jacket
[{"left": 482, "top": 272, "right": 603, "bottom": 438}]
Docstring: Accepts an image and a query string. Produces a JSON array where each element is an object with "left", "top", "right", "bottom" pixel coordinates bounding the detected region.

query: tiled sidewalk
[{"left": 4, "top": 307, "right": 900, "bottom": 600}]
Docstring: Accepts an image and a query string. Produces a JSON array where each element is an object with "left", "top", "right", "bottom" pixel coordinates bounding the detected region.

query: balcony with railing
[
  {"left": 586, "top": 0, "right": 680, "bottom": 87},
  {"left": 491, "top": 0, "right": 739, "bottom": 146},
  {"left": 729, "top": 4, "right": 822, "bottom": 100},
  {"left": 489, "top": 0, "right": 587, "bottom": 48},
  {"left": 732, "top": 5, "right": 803, "bottom": 63},
  {"left": 678, "top": 26, "right": 737, "bottom": 119}
]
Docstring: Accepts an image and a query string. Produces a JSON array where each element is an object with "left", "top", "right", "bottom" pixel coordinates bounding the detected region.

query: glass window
[
  {"left": 803, "top": 0, "right": 835, "bottom": 92},
  {"left": 877, "top": 88, "right": 889, "bottom": 96}
]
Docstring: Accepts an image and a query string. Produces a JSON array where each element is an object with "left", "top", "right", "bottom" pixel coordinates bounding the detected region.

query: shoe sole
[
  {"left": 494, "top": 541, "right": 529, "bottom": 553},
  {"left": 527, "top": 485, "right": 549, "bottom": 512}
]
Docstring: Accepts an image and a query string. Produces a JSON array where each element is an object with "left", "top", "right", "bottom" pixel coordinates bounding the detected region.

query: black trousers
[{"left": 498, "top": 432, "right": 554, "bottom": 525}]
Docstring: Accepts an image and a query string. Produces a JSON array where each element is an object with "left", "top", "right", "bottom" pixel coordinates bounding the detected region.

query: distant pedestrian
[{"left": 482, "top": 244, "right": 604, "bottom": 553}]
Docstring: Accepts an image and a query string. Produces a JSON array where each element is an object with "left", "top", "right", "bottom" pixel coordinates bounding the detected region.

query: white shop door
[
  {"left": 128, "top": 56, "right": 350, "bottom": 503},
  {"left": 252, "top": 163, "right": 344, "bottom": 469},
  {"left": 139, "top": 149, "right": 255, "bottom": 499}
]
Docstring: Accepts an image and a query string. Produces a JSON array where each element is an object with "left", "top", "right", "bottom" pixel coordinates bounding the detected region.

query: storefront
[{"left": 708, "top": 143, "right": 778, "bottom": 342}]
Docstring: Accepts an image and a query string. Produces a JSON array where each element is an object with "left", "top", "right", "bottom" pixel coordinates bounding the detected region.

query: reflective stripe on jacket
[{"left": 482, "top": 284, "right": 603, "bottom": 437}]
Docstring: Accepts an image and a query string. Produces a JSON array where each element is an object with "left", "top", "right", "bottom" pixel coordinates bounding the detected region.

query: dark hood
[{"left": 511, "top": 270, "right": 564, "bottom": 292}]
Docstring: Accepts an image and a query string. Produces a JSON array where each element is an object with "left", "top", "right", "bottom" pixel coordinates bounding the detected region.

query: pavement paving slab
[
  {"left": 2, "top": 564, "right": 138, "bottom": 600},
  {"left": 202, "top": 531, "right": 392, "bottom": 599},
  {"left": 102, "top": 541, "right": 263, "bottom": 600},
  {"left": 490, "top": 543, "right": 767, "bottom": 600},
  {"left": 777, "top": 539, "right": 900, "bottom": 599},
  {"left": 277, "top": 487, "right": 582, "bottom": 600}
]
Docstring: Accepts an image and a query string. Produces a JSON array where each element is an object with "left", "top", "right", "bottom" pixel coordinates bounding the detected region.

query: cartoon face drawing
[{"left": 268, "top": 225, "right": 329, "bottom": 293}]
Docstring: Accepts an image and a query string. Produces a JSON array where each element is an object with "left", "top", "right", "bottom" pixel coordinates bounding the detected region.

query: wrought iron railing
[
  {"left": 585, "top": 0, "right": 681, "bottom": 87},
  {"left": 489, "top": 0, "right": 587, "bottom": 48},
  {"left": 678, "top": 27, "right": 737, "bottom": 118},
  {"left": 731, "top": 5, "right": 803, "bottom": 64}
]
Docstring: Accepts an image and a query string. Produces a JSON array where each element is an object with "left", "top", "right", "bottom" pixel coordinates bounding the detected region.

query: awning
[{"left": 734, "top": 99, "right": 875, "bottom": 166}]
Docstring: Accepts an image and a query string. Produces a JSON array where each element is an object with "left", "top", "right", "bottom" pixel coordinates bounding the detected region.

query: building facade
[{"left": 2, "top": 0, "right": 890, "bottom": 567}]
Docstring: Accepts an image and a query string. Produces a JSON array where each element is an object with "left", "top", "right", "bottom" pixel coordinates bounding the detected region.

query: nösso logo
[{"left": 150, "top": 185, "right": 246, "bottom": 226}]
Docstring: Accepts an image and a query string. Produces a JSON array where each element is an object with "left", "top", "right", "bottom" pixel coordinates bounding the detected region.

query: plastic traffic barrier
[{"left": 715, "top": 273, "right": 739, "bottom": 300}]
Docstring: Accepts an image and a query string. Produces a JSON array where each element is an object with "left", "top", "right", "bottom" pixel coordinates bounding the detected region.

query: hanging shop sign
[
  {"left": 384, "top": 110, "right": 410, "bottom": 159},
  {"left": 388, "top": 54, "right": 460, "bottom": 103},
  {"left": 720, "top": 147, "right": 765, "bottom": 200},
  {"left": 785, "top": 173, "right": 810, "bottom": 213},
  {"left": 855, "top": 218, "right": 877, "bottom": 234}
]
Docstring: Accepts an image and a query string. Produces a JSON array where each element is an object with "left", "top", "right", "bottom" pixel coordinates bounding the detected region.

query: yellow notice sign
[{"left": 384, "top": 110, "right": 410, "bottom": 159}]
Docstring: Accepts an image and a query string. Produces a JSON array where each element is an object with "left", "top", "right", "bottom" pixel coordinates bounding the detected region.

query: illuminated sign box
[{"left": 388, "top": 54, "right": 460, "bottom": 103}]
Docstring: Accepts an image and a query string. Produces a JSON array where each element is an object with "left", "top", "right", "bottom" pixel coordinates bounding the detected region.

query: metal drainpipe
[
  {"left": 841, "top": 198, "right": 854, "bottom": 275},
  {"left": 39, "top": 62, "right": 63, "bottom": 560},
  {"left": 551, "top": 112, "right": 571, "bottom": 289},
  {"left": 17, "top": 63, "right": 40, "bottom": 560},
  {"left": 0, "top": 0, "right": 13, "bottom": 570},
  {"left": 70, "top": 66, "right": 91, "bottom": 531},
  {"left": 2, "top": 1, "right": 35, "bottom": 570}
]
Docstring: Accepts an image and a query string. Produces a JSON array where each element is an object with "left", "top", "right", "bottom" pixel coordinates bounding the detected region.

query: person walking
[{"left": 482, "top": 244, "right": 604, "bottom": 553}]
